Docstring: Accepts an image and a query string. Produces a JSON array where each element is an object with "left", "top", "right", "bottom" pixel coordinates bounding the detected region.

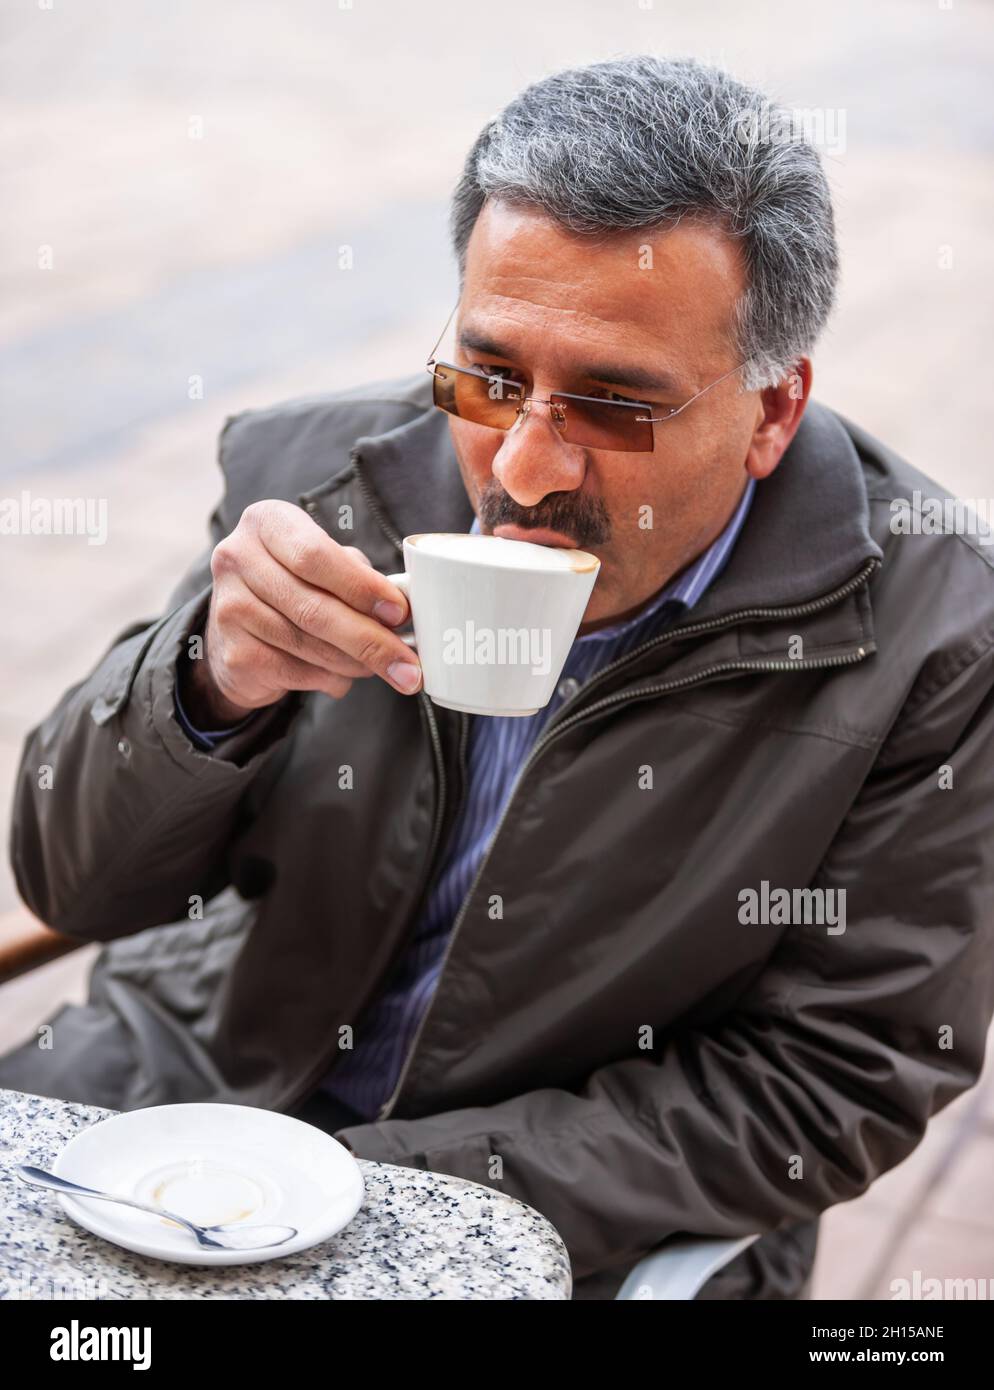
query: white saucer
[{"left": 53, "top": 1103, "right": 364, "bottom": 1266}]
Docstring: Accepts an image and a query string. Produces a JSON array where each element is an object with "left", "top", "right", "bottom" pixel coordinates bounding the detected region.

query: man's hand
[{"left": 181, "top": 499, "right": 421, "bottom": 725}]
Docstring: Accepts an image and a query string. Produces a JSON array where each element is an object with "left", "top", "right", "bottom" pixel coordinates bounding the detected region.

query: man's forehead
[
  {"left": 462, "top": 199, "right": 746, "bottom": 361},
  {"left": 457, "top": 304, "right": 685, "bottom": 395}
]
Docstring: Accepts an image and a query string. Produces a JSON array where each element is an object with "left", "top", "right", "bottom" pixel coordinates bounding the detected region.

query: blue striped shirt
[{"left": 321, "top": 477, "right": 756, "bottom": 1119}]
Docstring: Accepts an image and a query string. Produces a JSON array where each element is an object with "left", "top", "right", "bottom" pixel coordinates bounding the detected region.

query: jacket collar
[{"left": 313, "top": 372, "right": 883, "bottom": 626}]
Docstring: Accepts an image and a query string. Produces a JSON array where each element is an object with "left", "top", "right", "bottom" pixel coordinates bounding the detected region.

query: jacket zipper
[
  {"left": 534, "top": 555, "right": 880, "bottom": 739},
  {"left": 279, "top": 450, "right": 459, "bottom": 1114},
  {"left": 307, "top": 447, "right": 453, "bottom": 892},
  {"left": 347, "top": 443, "right": 404, "bottom": 550},
  {"left": 345, "top": 444, "right": 456, "bottom": 920},
  {"left": 373, "top": 554, "right": 880, "bottom": 1120}
]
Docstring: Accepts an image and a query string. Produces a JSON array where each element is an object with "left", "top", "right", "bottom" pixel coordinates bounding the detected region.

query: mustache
[{"left": 477, "top": 480, "right": 612, "bottom": 547}]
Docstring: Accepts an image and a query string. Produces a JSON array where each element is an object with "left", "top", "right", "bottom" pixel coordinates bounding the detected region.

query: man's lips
[{"left": 493, "top": 523, "right": 580, "bottom": 549}]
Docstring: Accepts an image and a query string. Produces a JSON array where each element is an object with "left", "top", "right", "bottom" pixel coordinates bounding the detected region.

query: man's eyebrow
[{"left": 456, "top": 326, "right": 683, "bottom": 395}]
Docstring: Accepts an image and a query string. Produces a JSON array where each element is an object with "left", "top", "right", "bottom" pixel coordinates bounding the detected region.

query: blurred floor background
[{"left": 2, "top": 0, "right": 993, "bottom": 1299}]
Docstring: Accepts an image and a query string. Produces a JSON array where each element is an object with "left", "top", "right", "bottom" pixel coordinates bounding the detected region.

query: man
[{"left": 3, "top": 56, "right": 994, "bottom": 1301}]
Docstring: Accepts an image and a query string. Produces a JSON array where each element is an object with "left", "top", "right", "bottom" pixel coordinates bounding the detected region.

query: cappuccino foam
[{"left": 409, "top": 533, "right": 597, "bottom": 573}]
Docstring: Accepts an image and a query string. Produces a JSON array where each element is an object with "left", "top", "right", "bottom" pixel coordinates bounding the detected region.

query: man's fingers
[
  {"left": 219, "top": 575, "right": 372, "bottom": 679},
  {"left": 256, "top": 507, "right": 409, "bottom": 625},
  {"left": 220, "top": 544, "right": 421, "bottom": 694},
  {"left": 228, "top": 630, "right": 356, "bottom": 701},
  {"left": 276, "top": 648, "right": 354, "bottom": 701}
]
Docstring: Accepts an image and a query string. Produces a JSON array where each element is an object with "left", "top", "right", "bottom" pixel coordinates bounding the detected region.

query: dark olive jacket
[{"left": 5, "top": 372, "right": 994, "bottom": 1299}]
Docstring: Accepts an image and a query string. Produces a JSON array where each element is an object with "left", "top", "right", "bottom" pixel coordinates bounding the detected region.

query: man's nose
[{"left": 491, "top": 397, "right": 586, "bottom": 507}]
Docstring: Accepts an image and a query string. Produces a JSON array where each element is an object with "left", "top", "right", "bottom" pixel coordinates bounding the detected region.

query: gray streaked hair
[{"left": 450, "top": 55, "right": 839, "bottom": 391}]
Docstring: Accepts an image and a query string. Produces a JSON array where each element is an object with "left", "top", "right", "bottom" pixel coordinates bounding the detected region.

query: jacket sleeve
[
  {"left": 334, "top": 639, "right": 994, "bottom": 1283},
  {"left": 8, "top": 488, "right": 304, "bottom": 943}
]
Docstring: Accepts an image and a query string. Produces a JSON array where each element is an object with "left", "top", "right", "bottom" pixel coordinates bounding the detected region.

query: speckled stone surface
[{"left": 0, "top": 1088, "right": 571, "bottom": 1300}]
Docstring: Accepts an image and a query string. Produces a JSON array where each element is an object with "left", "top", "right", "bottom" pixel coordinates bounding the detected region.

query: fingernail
[
  {"left": 374, "top": 599, "right": 406, "bottom": 626},
  {"left": 387, "top": 661, "right": 421, "bottom": 693}
]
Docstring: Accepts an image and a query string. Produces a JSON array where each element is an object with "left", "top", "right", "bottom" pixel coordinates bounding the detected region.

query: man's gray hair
[{"left": 450, "top": 55, "right": 839, "bottom": 391}]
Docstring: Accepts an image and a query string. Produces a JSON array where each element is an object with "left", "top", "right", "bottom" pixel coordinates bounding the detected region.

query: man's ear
[{"left": 745, "top": 359, "right": 812, "bottom": 481}]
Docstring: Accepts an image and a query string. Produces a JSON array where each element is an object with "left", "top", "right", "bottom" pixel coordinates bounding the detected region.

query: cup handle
[{"left": 385, "top": 572, "right": 417, "bottom": 648}]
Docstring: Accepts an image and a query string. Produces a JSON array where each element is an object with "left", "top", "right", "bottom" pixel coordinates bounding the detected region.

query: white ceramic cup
[{"left": 387, "top": 532, "right": 600, "bottom": 716}]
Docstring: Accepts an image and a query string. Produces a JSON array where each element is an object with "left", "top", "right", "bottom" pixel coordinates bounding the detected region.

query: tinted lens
[
  {"left": 431, "top": 363, "right": 523, "bottom": 430},
  {"left": 552, "top": 394, "right": 654, "bottom": 452},
  {"left": 430, "top": 363, "right": 655, "bottom": 452}
]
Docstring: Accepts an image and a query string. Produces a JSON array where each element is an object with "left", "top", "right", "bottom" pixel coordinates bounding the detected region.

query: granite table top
[{"left": 0, "top": 1088, "right": 572, "bottom": 1300}]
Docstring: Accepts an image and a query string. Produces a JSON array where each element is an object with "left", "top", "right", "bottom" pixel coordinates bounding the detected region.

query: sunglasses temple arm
[
  {"left": 426, "top": 300, "right": 459, "bottom": 367},
  {"left": 646, "top": 360, "right": 750, "bottom": 422}
]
